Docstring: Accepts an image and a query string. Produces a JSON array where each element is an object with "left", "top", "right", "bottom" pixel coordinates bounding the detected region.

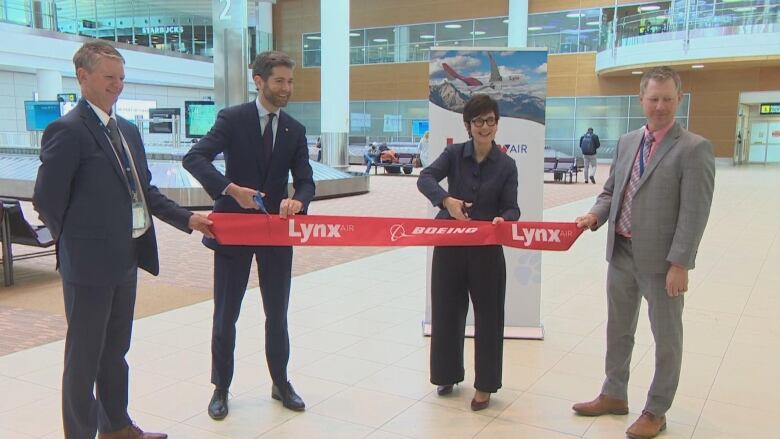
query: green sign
[{"left": 760, "top": 103, "right": 780, "bottom": 115}]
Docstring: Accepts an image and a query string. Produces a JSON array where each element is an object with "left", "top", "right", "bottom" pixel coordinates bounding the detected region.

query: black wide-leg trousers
[{"left": 429, "top": 245, "right": 506, "bottom": 393}]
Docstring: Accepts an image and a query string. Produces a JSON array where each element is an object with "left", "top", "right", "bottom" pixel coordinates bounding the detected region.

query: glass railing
[
  {"left": 0, "top": 0, "right": 236, "bottom": 59},
  {"left": 600, "top": 3, "right": 780, "bottom": 52}
]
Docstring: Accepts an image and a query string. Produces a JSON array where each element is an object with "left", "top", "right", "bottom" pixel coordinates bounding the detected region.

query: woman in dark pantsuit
[{"left": 417, "top": 94, "right": 520, "bottom": 411}]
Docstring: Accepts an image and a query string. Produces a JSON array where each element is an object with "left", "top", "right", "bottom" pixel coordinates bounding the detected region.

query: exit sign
[{"left": 760, "top": 103, "right": 780, "bottom": 115}]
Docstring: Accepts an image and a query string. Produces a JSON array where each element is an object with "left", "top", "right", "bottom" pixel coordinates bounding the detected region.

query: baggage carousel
[{"left": 0, "top": 147, "right": 369, "bottom": 209}]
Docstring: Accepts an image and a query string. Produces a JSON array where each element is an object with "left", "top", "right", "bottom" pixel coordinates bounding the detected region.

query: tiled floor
[{"left": 1, "top": 164, "right": 778, "bottom": 438}]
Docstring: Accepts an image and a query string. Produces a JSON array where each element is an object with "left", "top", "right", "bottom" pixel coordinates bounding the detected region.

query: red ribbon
[{"left": 208, "top": 213, "right": 584, "bottom": 251}]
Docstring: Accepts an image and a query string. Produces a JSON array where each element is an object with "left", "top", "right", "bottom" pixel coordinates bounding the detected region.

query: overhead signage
[
  {"left": 142, "top": 26, "right": 184, "bottom": 35},
  {"left": 760, "top": 103, "right": 780, "bottom": 115}
]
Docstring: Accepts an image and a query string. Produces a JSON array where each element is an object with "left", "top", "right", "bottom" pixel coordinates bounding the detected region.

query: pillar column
[
  {"left": 320, "top": 0, "right": 350, "bottom": 169},
  {"left": 508, "top": 0, "right": 529, "bottom": 48}
]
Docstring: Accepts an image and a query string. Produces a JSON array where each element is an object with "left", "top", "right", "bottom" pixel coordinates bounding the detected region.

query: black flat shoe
[
  {"left": 437, "top": 385, "right": 454, "bottom": 396},
  {"left": 208, "top": 388, "right": 229, "bottom": 420},
  {"left": 272, "top": 381, "right": 305, "bottom": 411}
]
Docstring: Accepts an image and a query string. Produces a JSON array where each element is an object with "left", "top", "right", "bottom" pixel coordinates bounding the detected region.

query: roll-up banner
[{"left": 425, "top": 47, "right": 548, "bottom": 339}]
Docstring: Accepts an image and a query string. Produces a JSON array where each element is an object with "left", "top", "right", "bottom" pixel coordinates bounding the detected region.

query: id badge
[{"left": 132, "top": 202, "right": 147, "bottom": 231}]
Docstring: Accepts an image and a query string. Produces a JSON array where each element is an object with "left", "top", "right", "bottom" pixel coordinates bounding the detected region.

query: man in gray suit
[{"left": 572, "top": 66, "right": 715, "bottom": 439}]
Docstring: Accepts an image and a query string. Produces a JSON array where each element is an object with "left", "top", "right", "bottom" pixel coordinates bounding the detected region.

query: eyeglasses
[{"left": 470, "top": 117, "right": 497, "bottom": 127}]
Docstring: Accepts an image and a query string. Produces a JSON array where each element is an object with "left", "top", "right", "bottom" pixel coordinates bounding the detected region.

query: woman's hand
[{"left": 443, "top": 196, "right": 472, "bottom": 221}]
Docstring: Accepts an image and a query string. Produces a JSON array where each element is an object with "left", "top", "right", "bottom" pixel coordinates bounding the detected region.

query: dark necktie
[
  {"left": 262, "top": 113, "right": 276, "bottom": 164},
  {"left": 106, "top": 118, "right": 136, "bottom": 194},
  {"left": 106, "top": 118, "right": 126, "bottom": 167}
]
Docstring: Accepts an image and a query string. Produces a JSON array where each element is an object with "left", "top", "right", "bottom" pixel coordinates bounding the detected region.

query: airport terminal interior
[{"left": 1, "top": 0, "right": 780, "bottom": 437}]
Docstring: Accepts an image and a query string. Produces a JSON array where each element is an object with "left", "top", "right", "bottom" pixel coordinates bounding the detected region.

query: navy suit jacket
[
  {"left": 182, "top": 101, "right": 315, "bottom": 253},
  {"left": 33, "top": 99, "right": 193, "bottom": 286}
]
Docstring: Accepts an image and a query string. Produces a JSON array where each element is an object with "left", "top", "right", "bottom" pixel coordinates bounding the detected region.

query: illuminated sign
[
  {"left": 760, "top": 103, "right": 780, "bottom": 115},
  {"left": 142, "top": 26, "right": 184, "bottom": 35}
]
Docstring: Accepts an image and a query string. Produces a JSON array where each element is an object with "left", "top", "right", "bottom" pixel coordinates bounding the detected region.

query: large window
[{"left": 546, "top": 94, "right": 690, "bottom": 159}]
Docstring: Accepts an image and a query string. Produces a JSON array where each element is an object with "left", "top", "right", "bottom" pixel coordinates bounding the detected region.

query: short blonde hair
[
  {"left": 73, "top": 41, "right": 124, "bottom": 75},
  {"left": 640, "top": 66, "right": 682, "bottom": 96}
]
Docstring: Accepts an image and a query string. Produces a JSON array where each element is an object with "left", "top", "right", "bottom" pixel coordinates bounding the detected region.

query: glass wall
[
  {"left": 546, "top": 94, "right": 690, "bottom": 159},
  {"left": 286, "top": 100, "right": 428, "bottom": 142},
  {"left": 286, "top": 94, "right": 690, "bottom": 156},
  {"left": 301, "top": 8, "right": 600, "bottom": 67}
]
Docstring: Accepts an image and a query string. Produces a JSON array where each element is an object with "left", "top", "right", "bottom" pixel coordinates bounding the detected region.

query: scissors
[{"left": 253, "top": 191, "right": 270, "bottom": 216}]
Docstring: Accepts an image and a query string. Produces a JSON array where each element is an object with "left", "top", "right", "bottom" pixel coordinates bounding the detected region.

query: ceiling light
[
  {"left": 528, "top": 26, "right": 543, "bottom": 31},
  {"left": 373, "top": 38, "right": 388, "bottom": 43},
  {"left": 632, "top": 71, "right": 643, "bottom": 75},
  {"left": 306, "top": 35, "right": 321, "bottom": 40},
  {"left": 420, "top": 35, "right": 435, "bottom": 39},
  {"left": 470, "top": 31, "right": 486, "bottom": 36},
  {"left": 502, "top": 19, "right": 509, "bottom": 24},
  {"left": 444, "top": 24, "right": 462, "bottom": 29},
  {"left": 638, "top": 5, "right": 661, "bottom": 12},
  {"left": 566, "top": 13, "right": 585, "bottom": 18},
  {"left": 349, "top": 32, "right": 360, "bottom": 37},
  {"left": 691, "top": 64, "right": 704, "bottom": 69},
  {"left": 734, "top": 6, "right": 757, "bottom": 12},
  {"left": 586, "top": 21, "right": 600, "bottom": 26}
]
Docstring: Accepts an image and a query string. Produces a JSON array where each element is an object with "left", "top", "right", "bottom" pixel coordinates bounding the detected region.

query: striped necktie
[{"left": 615, "top": 131, "right": 655, "bottom": 237}]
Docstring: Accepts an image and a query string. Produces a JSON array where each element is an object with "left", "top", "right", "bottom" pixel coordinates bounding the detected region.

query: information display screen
[
  {"left": 149, "top": 108, "right": 180, "bottom": 134},
  {"left": 185, "top": 101, "right": 217, "bottom": 138},
  {"left": 24, "top": 101, "right": 61, "bottom": 131},
  {"left": 760, "top": 103, "right": 780, "bottom": 115},
  {"left": 57, "top": 93, "right": 78, "bottom": 116},
  {"left": 412, "top": 119, "right": 429, "bottom": 137}
]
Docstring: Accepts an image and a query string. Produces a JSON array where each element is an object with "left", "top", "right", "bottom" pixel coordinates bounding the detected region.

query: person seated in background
[
  {"left": 315, "top": 137, "right": 322, "bottom": 162},
  {"left": 363, "top": 142, "right": 379, "bottom": 175},
  {"left": 379, "top": 145, "right": 398, "bottom": 163}
]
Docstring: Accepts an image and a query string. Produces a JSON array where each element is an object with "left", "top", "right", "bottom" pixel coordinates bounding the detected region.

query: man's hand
[
  {"left": 443, "top": 196, "right": 472, "bottom": 221},
  {"left": 492, "top": 217, "right": 505, "bottom": 225},
  {"left": 666, "top": 264, "right": 689, "bottom": 297},
  {"left": 188, "top": 213, "right": 214, "bottom": 238},
  {"left": 226, "top": 183, "right": 260, "bottom": 210},
  {"left": 279, "top": 198, "right": 303, "bottom": 219},
  {"left": 575, "top": 213, "right": 598, "bottom": 230}
]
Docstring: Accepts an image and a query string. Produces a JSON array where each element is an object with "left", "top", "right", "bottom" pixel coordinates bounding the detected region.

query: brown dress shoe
[
  {"left": 626, "top": 411, "right": 666, "bottom": 439},
  {"left": 572, "top": 394, "right": 628, "bottom": 416},
  {"left": 97, "top": 424, "right": 167, "bottom": 439}
]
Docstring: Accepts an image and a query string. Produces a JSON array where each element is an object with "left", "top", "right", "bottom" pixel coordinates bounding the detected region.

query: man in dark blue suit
[
  {"left": 33, "top": 41, "right": 213, "bottom": 439},
  {"left": 183, "top": 51, "right": 315, "bottom": 419}
]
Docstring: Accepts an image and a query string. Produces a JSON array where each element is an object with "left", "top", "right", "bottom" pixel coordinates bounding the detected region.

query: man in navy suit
[
  {"left": 183, "top": 51, "right": 315, "bottom": 419},
  {"left": 33, "top": 41, "right": 213, "bottom": 439}
]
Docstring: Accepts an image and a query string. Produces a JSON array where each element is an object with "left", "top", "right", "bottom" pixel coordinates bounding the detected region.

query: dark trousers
[
  {"left": 211, "top": 246, "right": 293, "bottom": 389},
  {"left": 430, "top": 245, "right": 506, "bottom": 393},
  {"left": 62, "top": 267, "right": 137, "bottom": 439}
]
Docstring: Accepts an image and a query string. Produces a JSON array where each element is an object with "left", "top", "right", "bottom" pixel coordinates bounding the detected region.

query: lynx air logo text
[
  {"left": 511, "top": 225, "right": 572, "bottom": 247},
  {"left": 288, "top": 220, "right": 354, "bottom": 243}
]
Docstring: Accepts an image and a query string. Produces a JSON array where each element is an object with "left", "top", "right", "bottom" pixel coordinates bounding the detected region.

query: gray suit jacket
[{"left": 590, "top": 122, "right": 715, "bottom": 273}]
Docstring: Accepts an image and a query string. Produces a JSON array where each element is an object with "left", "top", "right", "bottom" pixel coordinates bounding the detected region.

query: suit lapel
[
  {"left": 637, "top": 122, "right": 682, "bottom": 189},
  {"left": 78, "top": 100, "right": 127, "bottom": 188},
  {"left": 244, "top": 102, "right": 265, "bottom": 172}
]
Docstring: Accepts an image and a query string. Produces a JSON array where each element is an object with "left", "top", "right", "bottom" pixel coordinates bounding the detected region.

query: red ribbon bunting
[{"left": 208, "top": 213, "right": 584, "bottom": 251}]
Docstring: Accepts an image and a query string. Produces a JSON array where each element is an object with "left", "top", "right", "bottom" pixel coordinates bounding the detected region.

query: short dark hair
[
  {"left": 252, "top": 51, "right": 295, "bottom": 80},
  {"left": 73, "top": 40, "right": 124, "bottom": 74},
  {"left": 640, "top": 66, "right": 682, "bottom": 95},
  {"left": 462, "top": 94, "right": 499, "bottom": 124}
]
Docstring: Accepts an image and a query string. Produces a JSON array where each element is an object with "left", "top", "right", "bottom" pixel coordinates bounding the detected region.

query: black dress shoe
[
  {"left": 272, "top": 381, "right": 305, "bottom": 411},
  {"left": 590, "top": 176, "right": 596, "bottom": 184},
  {"left": 208, "top": 388, "right": 229, "bottom": 420},
  {"left": 436, "top": 385, "right": 454, "bottom": 396}
]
